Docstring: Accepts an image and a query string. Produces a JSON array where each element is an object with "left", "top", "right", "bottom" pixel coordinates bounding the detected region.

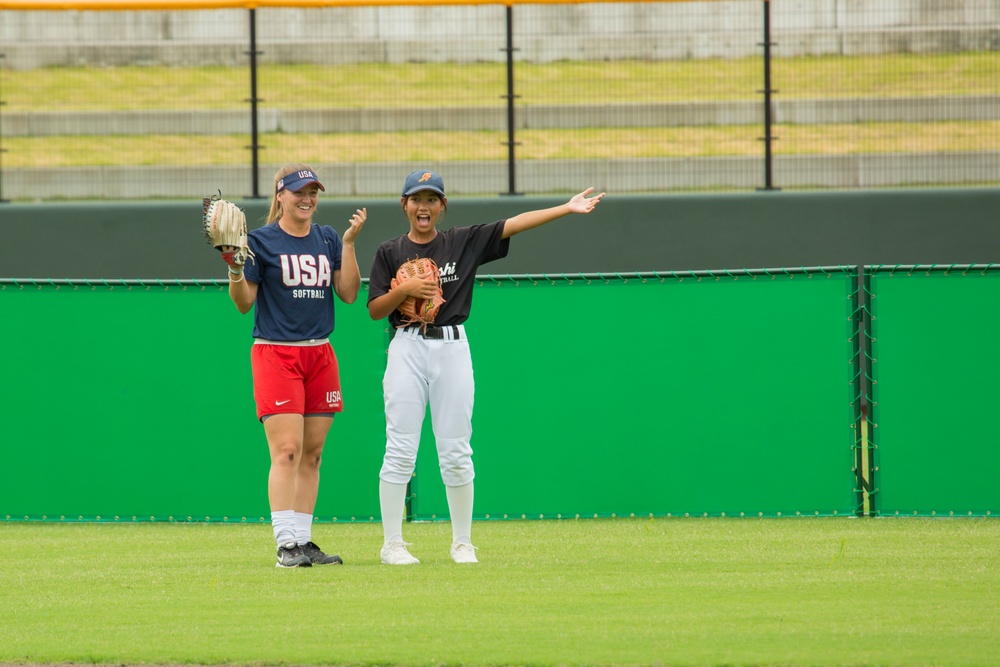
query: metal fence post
[
  {"left": 759, "top": 0, "right": 779, "bottom": 191},
  {"left": 0, "top": 52, "right": 7, "bottom": 204},
  {"left": 502, "top": 5, "right": 522, "bottom": 196},
  {"left": 246, "top": 8, "right": 263, "bottom": 199}
]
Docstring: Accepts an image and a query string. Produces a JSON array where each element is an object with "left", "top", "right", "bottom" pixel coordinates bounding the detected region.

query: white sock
[
  {"left": 379, "top": 479, "right": 408, "bottom": 545},
  {"left": 446, "top": 481, "right": 474, "bottom": 545},
  {"left": 294, "top": 512, "right": 313, "bottom": 546},
  {"left": 271, "top": 509, "right": 296, "bottom": 546}
]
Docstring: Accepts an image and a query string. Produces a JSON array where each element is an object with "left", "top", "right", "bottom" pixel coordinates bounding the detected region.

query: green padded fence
[
  {"left": 1, "top": 269, "right": 862, "bottom": 522},
  {"left": 866, "top": 264, "right": 999, "bottom": 517},
  {"left": 0, "top": 279, "right": 387, "bottom": 523},
  {"left": 409, "top": 268, "right": 861, "bottom": 520}
]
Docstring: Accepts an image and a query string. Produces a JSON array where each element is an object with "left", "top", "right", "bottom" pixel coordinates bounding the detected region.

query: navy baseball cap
[
  {"left": 277, "top": 169, "right": 325, "bottom": 193},
  {"left": 402, "top": 170, "right": 445, "bottom": 197}
]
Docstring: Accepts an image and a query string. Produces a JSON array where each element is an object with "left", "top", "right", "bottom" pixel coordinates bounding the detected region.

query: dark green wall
[{"left": 2, "top": 188, "right": 997, "bottom": 279}]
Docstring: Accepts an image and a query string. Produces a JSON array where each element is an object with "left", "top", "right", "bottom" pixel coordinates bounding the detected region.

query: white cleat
[
  {"left": 380, "top": 541, "right": 420, "bottom": 565},
  {"left": 450, "top": 542, "right": 479, "bottom": 564}
]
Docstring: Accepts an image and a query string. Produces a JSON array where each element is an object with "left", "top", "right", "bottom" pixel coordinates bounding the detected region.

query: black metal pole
[
  {"left": 759, "top": 0, "right": 778, "bottom": 191},
  {"left": 0, "top": 52, "right": 7, "bottom": 203},
  {"left": 502, "top": 5, "right": 521, "bottom": 195},
  {"left": 247, "top": 9, "right": 262, "bottom": 198}
]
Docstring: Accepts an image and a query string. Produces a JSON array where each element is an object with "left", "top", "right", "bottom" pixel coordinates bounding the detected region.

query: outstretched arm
[{"left": 501, "top": 187, "right": 605, "bottom": 239}]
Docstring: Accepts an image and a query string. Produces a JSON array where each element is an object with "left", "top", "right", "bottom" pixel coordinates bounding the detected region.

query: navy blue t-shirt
[{"left": 243, "top": 223, "right": 344, "bottom": 340}]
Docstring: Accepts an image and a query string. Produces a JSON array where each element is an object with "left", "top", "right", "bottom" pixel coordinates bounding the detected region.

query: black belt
[{"left": 405, "top": 325, "right": 461, "bottom": 340}]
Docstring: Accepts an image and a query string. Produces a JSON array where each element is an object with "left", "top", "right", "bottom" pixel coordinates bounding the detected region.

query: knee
[
  {"left": 302, "top": 445, "right": 324, "bottom": 471},
  {"left": 382, "top": 435, "right": 419, "bottom": 483},
  {"left": 439, "top": 460, "right": 474, "bottom": 487},
  {"left": 270, "top": 440, "right": 303, "bottom": 467},
  {"left": 380, "top": 451, "right": 416, "bottom": 484},
  {"left": 438, "top": 441, "right": 473, "bottom": 486}
]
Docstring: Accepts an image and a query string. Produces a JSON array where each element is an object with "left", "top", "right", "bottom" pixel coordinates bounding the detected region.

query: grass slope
[
  {"left": 4, "top": 54, "right": 998, "bottom": 111},
  {"left": 1, "top": 518, "right": 997, "bottom": 667}
]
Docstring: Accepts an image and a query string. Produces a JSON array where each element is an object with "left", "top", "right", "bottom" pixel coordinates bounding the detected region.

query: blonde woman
[{"left": 226, "top": 164, "right": 366, "bottom": 567}]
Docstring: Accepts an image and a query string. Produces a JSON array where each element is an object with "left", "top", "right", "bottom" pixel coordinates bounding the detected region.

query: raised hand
[
  {"left": 343, "top": 208, "right": 367, "bottom": 244},
  {"left": 567, "top": 187, "right": 606, "bottom": 214}
]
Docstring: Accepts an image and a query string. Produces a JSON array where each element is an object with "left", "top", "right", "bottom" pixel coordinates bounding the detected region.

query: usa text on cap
[{"left": 277, "top": 170, "right": 325, "bottom": 193}]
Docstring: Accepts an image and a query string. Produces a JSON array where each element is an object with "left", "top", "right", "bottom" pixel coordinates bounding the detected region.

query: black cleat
[
  {"left": 300, "top": 541, "right": 344, "bottom": 565},
  {"left": 276, "top": 542, "right": 312, "bottom": 568}
]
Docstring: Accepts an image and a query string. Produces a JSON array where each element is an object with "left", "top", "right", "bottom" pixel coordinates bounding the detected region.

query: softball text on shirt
[
  {"left": 244, "top": 223, "right": 344, "bottom": 341},
  {"left": 367, "top": 220, "right": 510, "bottom": 328}
]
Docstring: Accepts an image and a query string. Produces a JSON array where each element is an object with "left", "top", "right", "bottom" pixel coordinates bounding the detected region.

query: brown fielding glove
[
  {"left": 202, "top": 192, "right": 255, "bottom": 269},
  {"left": 392, "top": 257, "right": 445, "bottom": 329}
]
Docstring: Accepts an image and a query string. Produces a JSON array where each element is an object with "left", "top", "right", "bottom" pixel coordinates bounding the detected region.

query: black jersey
[{"left": 368, "top": 220, "right": 510, "bottom": 328}]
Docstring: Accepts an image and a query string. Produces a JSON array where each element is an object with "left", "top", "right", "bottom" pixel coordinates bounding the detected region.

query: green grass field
[
  {"left": 1, "top": 517, "right": 997, "bottom": 667},
  {"left": 4, "top": 54, "right": 997, "bottom": 110}
]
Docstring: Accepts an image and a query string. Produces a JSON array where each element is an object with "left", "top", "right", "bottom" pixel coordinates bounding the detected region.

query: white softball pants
[{"left": 379, "top": 325, "right": 476, "bottom": 487}]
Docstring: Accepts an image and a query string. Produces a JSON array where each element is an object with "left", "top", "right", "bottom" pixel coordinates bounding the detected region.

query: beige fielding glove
[
  {"left": 202, "top": 193, "right": 254, "bottom": 269},
  {"left": 392, "top": 257, "right": 446, "bottom": 329}
]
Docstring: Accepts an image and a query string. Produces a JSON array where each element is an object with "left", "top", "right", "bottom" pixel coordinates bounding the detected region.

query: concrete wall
[
  {"left": 6, "top": 96, "right": 999, "bottom": 137},
  {"left": 3, "top": 153, "right": 998, "bottom": 201},
  {"left": 1, "top": 1, "right": 998, "bottom": 69},
  {"left": 3, "top": 1, "right": 999, "bottom": 42}
]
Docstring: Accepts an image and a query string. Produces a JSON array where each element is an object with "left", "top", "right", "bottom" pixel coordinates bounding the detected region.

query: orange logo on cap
[{"left": 419, "top": 172, "right": 432, "bottom": 183}]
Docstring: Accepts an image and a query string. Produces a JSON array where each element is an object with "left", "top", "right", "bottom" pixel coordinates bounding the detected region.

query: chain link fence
[{"left": 0, "top": 0, "right": 997, "bottom": 201}]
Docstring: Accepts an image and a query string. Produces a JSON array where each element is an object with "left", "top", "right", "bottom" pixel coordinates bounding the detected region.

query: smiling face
[
  {"left": 279, "top": 185, "right": 321, "bottom": 225},
  {"left": 402, "top": 190, "right": 447, "bottom": 241}
]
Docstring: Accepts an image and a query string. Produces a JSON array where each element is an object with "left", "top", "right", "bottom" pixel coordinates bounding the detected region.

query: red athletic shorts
[{"left": 251, "top": 342, "right": 343, "bottom": 421}]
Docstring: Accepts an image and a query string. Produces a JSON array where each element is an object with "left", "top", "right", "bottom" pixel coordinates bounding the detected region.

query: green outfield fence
[
  {"left": 0, "top": 265, "right": 996, "bottom": 522},
  {"left": 864, "top": 264, "right": 999, "bottom": 518}
]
